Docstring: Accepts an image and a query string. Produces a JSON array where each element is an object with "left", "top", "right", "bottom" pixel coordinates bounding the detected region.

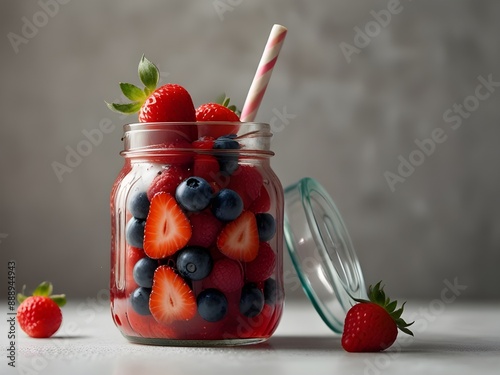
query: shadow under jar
[{"left": 110, "top": 122, "right": 284, "bottom": 346}]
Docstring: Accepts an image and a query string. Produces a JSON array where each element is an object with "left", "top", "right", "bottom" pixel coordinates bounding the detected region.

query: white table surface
[{"left": 3, "top": 300, "right": 500, "bottom": 375}]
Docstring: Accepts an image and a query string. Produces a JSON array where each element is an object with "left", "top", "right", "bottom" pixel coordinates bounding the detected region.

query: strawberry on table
[
  {"left": 106, "top": 55, "right": 197, "bottom": 141},
  {"left": 17, "top": 282, "right": 66, "bottom": 338},
  {"left": 149, "top": 266, "right": 197, "bottom": 324},
  {"left": 144, "top": 192, "right": 192, "bottom": 259},
  {"left": 341, "top": 282, "right": 414, "bottom": 353}
]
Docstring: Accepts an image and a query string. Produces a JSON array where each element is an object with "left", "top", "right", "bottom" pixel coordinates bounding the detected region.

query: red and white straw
[{"left": 240, "top": 24, "right": 288, "bottom": 122}]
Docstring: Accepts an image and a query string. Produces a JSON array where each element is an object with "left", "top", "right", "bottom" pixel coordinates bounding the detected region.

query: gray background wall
[{"left": 1, "top": 0, "right": 499, "bottom": 302}]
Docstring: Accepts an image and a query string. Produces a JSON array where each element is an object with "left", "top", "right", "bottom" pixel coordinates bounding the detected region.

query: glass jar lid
[{"left": 284, "top": 177, "right": 367, "bottom": 333}]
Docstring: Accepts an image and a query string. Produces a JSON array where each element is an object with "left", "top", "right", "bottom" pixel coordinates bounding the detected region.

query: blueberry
[
  {"left": 133, "top": 257, "right": 158, "bottom": 288},
  {"left": 240, "top": 284, "right": 265, "bottom": 317},
  {"left": 211, "top": 189, "right": 243, "bottom": 222},
  {"left": 255, "top": 213, "right": 276, "bottom": 241},
  {"left": 176, "top": 246, "right": 213, "bottom": 281},
  {"left": 126, "top": 218, "right": 145, "bottom": 248},
  {"left": 213, "top": 135, "right": 240, "bottom": 175},
  {"left": 264, "top": 278, "right": 282, "bottom": 305},
  {"left": 130, "top": 287, "right": 152, "bottom": 315},
  {"left": 197, "top": 289, "right": 228, "bottom": 322},
  {"left": 128, "top": 191, "right": 150, "bottom": 220},
  {"left": 175, "top": 177, "right": 213, "bottom": 212}
]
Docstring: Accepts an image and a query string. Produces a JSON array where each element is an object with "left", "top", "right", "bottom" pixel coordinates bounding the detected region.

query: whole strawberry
[
  {"left": 106, "top": 55, "right": 197, "bottom": 141},
  {"left": 341, "top": 282, "right": 414, "bottom": 352},
  {"left": 17, "top": 282, "right": 66, "bottom": 338},
  {"left": 196, "top": 94, "right": 241, "bottom": 138}
]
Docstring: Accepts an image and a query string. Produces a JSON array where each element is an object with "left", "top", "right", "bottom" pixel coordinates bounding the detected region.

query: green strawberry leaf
[
  {"left": 138, "top": 54, "right": 159, "bottom": 92},
  {"left": 386, "top": 300, "right": 397, "bottom": 313},
  {"left": 17, "top": 285, "right": 28, "bottom": 304},
  {"left": 360, "top": 281, "right": 415, "bottom": 338},
  {"left": 215, "top": 93, "right": 241, "bottom": 116},
  {"left": 33, "top": 281, "right": 53, "bottom": 297},
  {"left": 106, "top": 101, "right": 141, "bottom": 114},
  {"left": 399, "top": 326, "right": 414, "bottom": 336},
  {"left": 17, "top": 282, "right": 66, "bottom": 308},
  {"left": 50, "top": 294, "right": 67, "bottom": 307},
  {"left": 120, "top": 83, "right": 146, "bottom": 101},
  {"left": 215, "top": 93, "right": 227, "bottom": 105}
]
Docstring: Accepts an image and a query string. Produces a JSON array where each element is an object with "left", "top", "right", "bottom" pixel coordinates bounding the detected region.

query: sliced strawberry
[
  {"left": 217, "top": 211, "right": 259, "bottom": 262},
  {"left": 149, "top": 266, "right": 197, "bottom": 324},
  {"left": 147, "top": 165, "right": 192, "bottom": 201},
  {"left": 144, "top": 193, "right": 192, "bottom": 259}
]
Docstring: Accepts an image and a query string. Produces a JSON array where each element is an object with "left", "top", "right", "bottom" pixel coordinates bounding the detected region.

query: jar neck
[{"left": 121, "top": 122, "right": 274, "bottom": 158}]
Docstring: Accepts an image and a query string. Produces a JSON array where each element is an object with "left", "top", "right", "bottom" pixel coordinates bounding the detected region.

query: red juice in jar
[{"left": 110, "top": 122, "right": 284, "bottom": 345}]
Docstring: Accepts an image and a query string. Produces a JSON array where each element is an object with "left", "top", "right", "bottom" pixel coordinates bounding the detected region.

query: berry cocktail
[{"left": 108, "top": 57, "right": 284, "bottom": 345}]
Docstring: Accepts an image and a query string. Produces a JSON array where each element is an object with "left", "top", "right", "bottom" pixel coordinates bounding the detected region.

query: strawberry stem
[
  {"left": 17, "top": 282, "right": 67, "bottom": 307},
  {"left": 106, "top": 54, "right": 160, "bottom": 116},
  {"left": 215, "top": 93, "right": 241, "bottom": 116},
  {"left": 138, "top": 54, "right": 159, "bottom": 91},
  {"left": 33, "top": 281, "right": 53, "bottom": 297},
  {"left": 354, "top": 281, "right": 415, "bottom": 336}
]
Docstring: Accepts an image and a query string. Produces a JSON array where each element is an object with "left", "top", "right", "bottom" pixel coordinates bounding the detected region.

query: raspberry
[
  {"left": 187, "top": 212, "right": 223, "bottom": 248},
  {"left": 249, "top": 185, "right": 271, "bottom": 213},
  {"left": 147, "top": 165, "right": 192, "bottom": 201},
  {"left": 244, "top": 242, "right": 276, "bottom": 282},
  {"left": 193, "top": 155, "right": 220, "bottom": 183},
  {"left": 227, "top": 165, "right": 263, "bottom": 208},
  {"left": 207, "top": 259, "right": 244, "bottom": 293}
]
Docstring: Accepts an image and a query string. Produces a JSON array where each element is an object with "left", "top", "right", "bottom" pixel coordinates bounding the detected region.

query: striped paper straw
[{"left": 240, "top": 24, "right": 288, "bottom": 122}]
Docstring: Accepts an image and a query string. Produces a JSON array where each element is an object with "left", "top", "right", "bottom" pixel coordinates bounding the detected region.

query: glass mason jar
[{"left": 110, "top": 122, "right": 284, "bottom": 346}]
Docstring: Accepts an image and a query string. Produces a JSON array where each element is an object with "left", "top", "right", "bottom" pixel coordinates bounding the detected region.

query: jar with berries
[{"left": 110, "top": 120, "right": 284, "bottom": 346}]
